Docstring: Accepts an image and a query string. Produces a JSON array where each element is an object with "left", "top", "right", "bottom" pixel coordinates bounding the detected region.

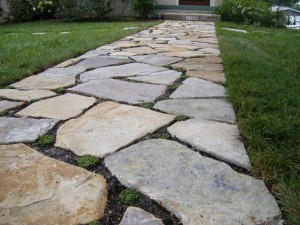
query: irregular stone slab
[
  {"left": 170, "top": 78, "right": 226, "bottom": 99},
  {"left": 222, "top": 28, "right": 247, "bottom": 33},
  {"left": 41, "top": 65, "right": 86, "bottom": 77},
  {"left": 76, "top": 56, "right": 132, "bottom": 70},
  {"left": 158, "top": 51, "right": 212, "bottom": 58},
  {"left": 110, "top": 51, "right": 137, "bottom": 57},
  {"left": 171, "top": 61, "right": 223, "bottom": 72},
  {"left": 156, "top": 46, "right": 190, "bottom": 53},
  {"left": 0, "top": 89, "right": 57, "bottom": 101},
  {"left": 80, "top": 63, "right": 167, "bottom": 82},
  {"left": 0, "top": 117, "right": 58, "bottom": 144},
  {"left": 122, "top": 47, "right": 158, "bottom": 55},
  {"left": 105, "top": 139, "right": 281, "bottom": 225},
  {"left": 187, "top": 70, "right": 226, "bottom": 84},
  {"left": 0, "top": 100, "right": 24, "bottom": 115},
  {"left": 186, "top": 56, "right": 223, "bottom": 64},
  {"left": 56, "top": 101, "right": 175, "bottom": 157},
  {"left": 198, "top": 37, "right": 218, "bottom": 44},
  {"left": 113, "top": 41, "right": 142, "bottom": 48},
  {"left": 11, "top": 74, "right": 75, "bottom": 90},
  {"left": 131, "top": 55, "right": 182, "bottom": 66},
  {"left": 127, "top": 70, "right": 181, "bottom": 85},
  {"left": 55, "top": 58, "right": 82, "bottom": 68},
  {"left": 199, "top": 48, "right": 220, "bottom": 55},
  {"left": 154, "top": 99, "right": 236, "bottom": 123},
  {"left": 168, "top": 119, "right": 251, "bottom": 170},
  {"left": 70, "top": 79, "right": 166, "bottom": 104},
  {"left": 120, "top": 207, "right": 164, "bottom": 225},
  {"left": 79, "top": 49, "right": 117, "bottom": 59},
  {"left": 0, "top": 144, "right": 107, "bottom": 225},
  {"left": 16, "top": 93, "right": 96, "bottom": 120}
]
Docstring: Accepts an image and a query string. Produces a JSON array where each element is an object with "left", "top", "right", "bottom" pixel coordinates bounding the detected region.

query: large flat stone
[
  {"left": 158, "top": 51, "right": 213, "bottom": 58},
  {"left": 40, "top": 65, "right": 86, "bottom": 77},
  {"left": 127, "top": 70, "right": 181, "bottom": 85},
  {"left": 54, "top": 58, "right": 82, "bottom": 68},
  {"left": 55, "top": 101, "right": 175, "bottom": 157},
  {"left": 131, "top": 55, "right": 182, "bottom": 66},
  {"left": 0, "top": 89, "right": 57, "bottom": 101},
  {"left": 119, "top": 207, "right": 164, "bottom": 225},
  {"left": 154, "top": 99, "right": 236, "bottom": 123},
  {"left": 11, "top": 74, "right": 75, "bottom": 90},
  {"left": 16, "top": 93, "right": 96, "bottom": 120},
  {"left": 76, "top": 56, "right": 132, "bottom": 70},
  {"left": 170, "top": 78, "right": 226, "bottom": 99},
  {"left": 122, "top": 47, "right": 158, "bottom": 55},
  {"left": 0, "top": 117, "right": 58, "bottom": 144},
  {"left": 187, "top": 70, "right": 226, "bottom": 84},
  {"left": 186, "top": 56, "right": 223, "bottom": 64},
  {"left": 0, "top": 144, "right": 107, "bottom": 225},
  {"left": 0, "top": 100, "right": 24, "bottom": 115},
  {"left": 171, "top": 61, "right": 224, "bottom": 72},
  {"left": 80, "top": 63, "right": 167, "bottom": 82},
  {"left": 105, "top": 139, "right": 281, "bottom": 225},
  {"left": 70, "top": 79, "right": 167, "bottom": 104},
  {"left": 168, "top": 119, "right": 251, "bottom": 170}
]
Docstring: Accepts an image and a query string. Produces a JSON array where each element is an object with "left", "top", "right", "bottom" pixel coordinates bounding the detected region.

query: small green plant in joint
[
  {"left": 77, "top": 155, "right": 100, "bottom": 168},
  {"left": 175, "top": 115, "right": 190, "bottom": 122},
  {"left": 36, "top": 135, "right": 55, "bottom": 147},
  {"left": 169, "top": 83, "right": 180, "bottom": 91},
  {"left": 139, "top": 103, "right": 153, "bottom": 109},
  {"left": 88, "top": 221, "right": 102, "bottom": 225},
  {"left": 153, "top": 132, "right": 171, "bottom": 140},
  {"left": 55, "top": 87, "right": 66, "bottom": 93},
  {"left": 118, "top": 188, "right": 140, "bottom": 205}
]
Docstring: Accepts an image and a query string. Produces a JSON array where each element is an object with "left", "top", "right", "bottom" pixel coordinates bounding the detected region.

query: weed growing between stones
[
  {"left": 77, "top": 155, "right": 100, "bottom": 168},
  {"left": 152, "top": 132, "right": 172, "bottom": 140},
  {"left": 139, "top": 103, "right": 154, "bottom": 109},
  {"left": 36, "top": 135, "right": 55, "bottom": 147},
  {"left": 175, "top": 115, "right": 190, "bottom": 122},
  {"left": 4, "top": 85, "right": 14, "bottom": 89},
  {"left": 55, "top": 87, "right": 66, "bottom": 94},
  {"left": 118, "top": 189, "right": 140, "bottom": 205},
  {"left": 88, "top": 221, "right": 102, "bottom": 225},
  {"left": 169, "top": 83, "right": 180, "bottom": 91}
]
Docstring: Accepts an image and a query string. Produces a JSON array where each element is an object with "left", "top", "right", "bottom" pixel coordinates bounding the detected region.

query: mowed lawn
[
  {"left": 0, "top": 20, "right": 161, "bottom": 87},
  {"left": 216, "top": 22, "right": 300, "bottom": 224}
]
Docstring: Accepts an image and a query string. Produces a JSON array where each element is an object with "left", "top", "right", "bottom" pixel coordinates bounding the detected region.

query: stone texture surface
[
  {"left": 170, "top": 78, "right": 226, "bottom": 99},
  {"left": 185, "top": 56, "right": 223, "bottom": 64},
  {"left": 131, "top": 55, "right": 182, "bottom": 66},
  {"left": 154, "top": 99, "right": 236, "bottom": 123},
  {"left": 0, "top": 100, "right": 24, "bottom": 115},
  {"left": 187, "top": 70, "right": 226, "bottom": 84},
  {"left": 80, "top": 63, "right": 167, "bottom": 82},
  {"left": 105, "top": 139, "right": 281, "bottom": 225},
  {"left": 70, "top": 79, "right": 167, "bottom": 104},
  {"left": 41, "top": 66, "right": 86, "bottom": 77},
  {"left": 127, "top": 70, "right": 181, "bottom": 85},
  {"left": 11, "top": 74, "right": 75, "bottom": 90},
  {"left": 171, "top": 61, "right": 224, "bottom": 72},
  {"left": 54, "top": 58, "right": 82, "bottom": 68},
  {"left": 0, "top": 89, "right": 57, "bottom": 101},
  {"left": 0, "top": 117, "right": 58, "bottom": 144},
  {"left": 158, "top": 51, "right": 208, "bottom": 58},
  {"left": 0, "top": 144, "right": 107, "bottom": 225},
  {"left": 123, "top": 47, "right": 158, "bottom": 55},
  {"left": 56, "top": 101, "right": 175, "bottom": 157},
  {"left": 168, "top": 119, "right": 251, "bottom": 170},
  {"left": 119, "top": 207, "right": 164, "bottom": 225},
  {"left": 76, "top": 56, "right": 132, "bottom": 70},
  {"left": 16, "top": 93, "right": 96, "bottom": 120}
]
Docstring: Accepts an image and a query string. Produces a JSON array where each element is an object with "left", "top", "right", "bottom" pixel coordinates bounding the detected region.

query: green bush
[
  {"left": 32, "top": 0, "right": 58, "bottom": 19},
  {"left": 132, "top": 0, "right": 156, "bottom": 18},
  {"left": 7, "top": 0, "right": 34, "bottom": 21},
  {"left": 57, "top": 0, "right": 111, "bottom": 20},
  {"left": 215, "top": 0, "right": 286, "bottom": 27}
]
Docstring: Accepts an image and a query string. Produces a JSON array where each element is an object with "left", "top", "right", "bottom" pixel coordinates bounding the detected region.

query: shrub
[
  {"left": 215, "top": 0, "right": 286, "bottom": 27},
  {"left": 32, "top": 0, "right": 58, "bottom": 19},
  {"left": 7, "top": 0, "right": 34, "bottom": 21},
  {"left": 57, "top": 0, "right": 111, "bottom": 20},
  {"left": 132, "top": 0, "right": 156, "bottom": 18}
]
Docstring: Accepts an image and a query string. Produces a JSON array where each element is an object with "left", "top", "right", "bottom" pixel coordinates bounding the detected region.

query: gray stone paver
[
  {"left": 1, "top": 20, "right": 281, "bottom": 225},
  {"left": 105, "top": 139, "right": 281, "bottom": 225},
  {"left": 119, "top": 207, "right": 164, "bottom": 225},
  {"left": 0, "top": 117, "right": 58, "bottom": 144},
  {"left": 0, "top": 100, "right": 25, "bottom": 115}
]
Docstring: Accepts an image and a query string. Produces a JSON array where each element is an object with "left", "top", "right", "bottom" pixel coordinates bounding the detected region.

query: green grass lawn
[
  {"left": 216, "top": 22, "right": 300, "bottom": 225},
  {"left": 0, "top": 20, "right": 161, "bottom": 87}
]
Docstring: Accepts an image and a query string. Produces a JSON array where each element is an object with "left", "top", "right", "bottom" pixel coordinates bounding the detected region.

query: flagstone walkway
[{"left": 0, "top": 21, "right": 282, "bottom": 225}]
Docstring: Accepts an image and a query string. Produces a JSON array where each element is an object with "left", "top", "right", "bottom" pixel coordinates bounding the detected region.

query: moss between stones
[
  {"left": 118, "top": 189, "right": 140, "bottom": 205},
  {"left": 36, "top": 135, "right": 55, "bottom": 147},
  {"left": 77, "top": 155, "right": 100, "bottom": 168}
]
